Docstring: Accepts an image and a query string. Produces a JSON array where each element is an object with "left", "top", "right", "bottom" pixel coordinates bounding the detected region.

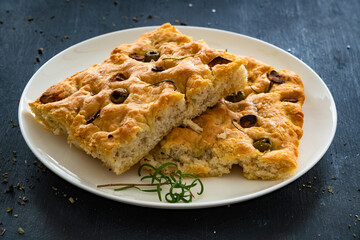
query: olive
[
  {"left": 267, "top": 70, "right": 285, "bottom": 84},
  {"left": 151, "top": 66, "right": 164, "bottom": 72},
  {"left": 40, "top": 93, "right": 63, "bottom": 104},
  {"left": 129, "top": 53, "right": 145, "bottom": 61},
  {"left": 239, "top": 114, "right": 257, "bottom": 128},
  {"left": 144, "top": 51, "right": 160, "bottom": 62},
  {"left": 253, "top": 138, "right": 272, "bottom": 152},
  {"left": 110, "top": 73, "right": 127, "bottom": 82},
  {"left": 225, "top": 91, "right": 245, "bottom": 103},
  {"left": 86, "top": 110, "right": 101, "bottom": 124},
  {"left": 208, "top": 56, "right": 232, "bottom": 68},
  {"left": 110, "top": 88, "right": 129, "bottom": 104}
]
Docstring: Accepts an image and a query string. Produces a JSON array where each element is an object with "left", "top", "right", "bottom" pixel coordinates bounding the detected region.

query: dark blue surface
[{"left": 0, "top": 0, "right": 359, "bottom": 239}]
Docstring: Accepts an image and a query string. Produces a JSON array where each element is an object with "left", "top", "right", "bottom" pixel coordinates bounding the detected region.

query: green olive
[
  {"left": 110, "top": 88, "right": 129, "bottom": 104},
  {"left": 225, "top": 91, "right": 245, "bottom": 103},
  {"left": 253, "top": 138, "right": 272, "bottom": 152},
  {"left": 144, "top": 51, "right": 160, "bottom": 62}
]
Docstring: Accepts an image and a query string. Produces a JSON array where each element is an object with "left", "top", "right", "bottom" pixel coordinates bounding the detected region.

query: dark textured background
[{"left": 0, "top": 0, "right": 359, "bottom": 239}]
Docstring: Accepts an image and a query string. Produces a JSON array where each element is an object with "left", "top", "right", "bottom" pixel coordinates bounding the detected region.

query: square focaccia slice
[
  {"left": 142, "top": 56, "right": 304, "bottom": 180},
  {"left": 29, "top": 23, "right": 247, "bottom": 175}
]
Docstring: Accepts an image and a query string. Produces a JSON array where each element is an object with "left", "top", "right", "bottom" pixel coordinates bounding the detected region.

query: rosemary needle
[
  {"left": 250, "top": 85, "right": 260, "bottom": 94},
  {"left": 231, "top": 119, "right": 244, "bottom": 133},
  {"left": 96, "top": 183, "right": 169, "bottom": 188}
]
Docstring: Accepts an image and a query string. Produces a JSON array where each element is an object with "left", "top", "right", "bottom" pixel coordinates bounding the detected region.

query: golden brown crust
[
  {"left": 29, "top": 23, "right": 247, "bottom": 175},
  {"left": 143, "top": 56, "right": 305, "bottom": 180}
]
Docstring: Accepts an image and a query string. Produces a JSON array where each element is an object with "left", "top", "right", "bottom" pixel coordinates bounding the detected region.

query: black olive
[
  {"left": 208, "top": 56, "right": 232, "bottom": 68},
  {"left": 267, "top": 70, "right": 285, "bottom": 84},
  {"left": 110, "top": 88, "right": 129, "bottom": 104},
  {"left": 144, "top": 51, "right": 160, "bottom": 62},
  {"left": 129, "top": 53, "right": 144, "bottom": 61},
  {"left": 110, "top": 73, "right": 127, "bottom": 82},
  {"left": 239, "top": 115, "right": 257, "bottom": 128},
  {"left": 225, "top": 91, "right": 245, "bottom": 103},
  {"left": 151, "top": 66, "right": 164, "bottom": 72},
  {"left": 86, "top": 110, "right": 101, "bottom": 124},
  {"left": 253, "top": 138, "right": 272, "bottom": 152},
  {"left": 40, "top": 93, "right": 62, "bottom": 104}
]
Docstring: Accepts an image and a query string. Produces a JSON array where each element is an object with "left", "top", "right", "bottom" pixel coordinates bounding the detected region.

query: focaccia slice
[
  {"left": 142, "top": 56, "right": 304, "bottom": 180},
  {"left": 29, "top": 23, "right": 247, "bottom": 175}
]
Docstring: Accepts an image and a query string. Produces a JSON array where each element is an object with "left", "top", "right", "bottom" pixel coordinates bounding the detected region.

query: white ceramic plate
[{"left": 18, "top": 26, "right": 337, "bottom": 209}]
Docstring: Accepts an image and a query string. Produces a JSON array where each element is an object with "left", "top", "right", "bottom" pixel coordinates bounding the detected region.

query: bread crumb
[
  {"left": 217, "top": 129, "right": 230, "bottom": 139},
  {"left": 183, "top": 119, "right": 203, "bottom": 133}
]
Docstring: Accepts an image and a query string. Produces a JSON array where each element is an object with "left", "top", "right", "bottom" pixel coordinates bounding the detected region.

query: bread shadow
[{"left": 28, "top": 160, "right": 327, "bottom": 239}]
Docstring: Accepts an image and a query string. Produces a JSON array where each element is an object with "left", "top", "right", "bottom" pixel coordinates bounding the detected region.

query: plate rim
[{"left": 18, "top": 25, "right": 337, "bottom": 209}]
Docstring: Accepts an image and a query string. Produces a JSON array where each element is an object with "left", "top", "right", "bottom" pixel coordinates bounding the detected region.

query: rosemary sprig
[
  {"left": 265, "top": 81, "right": 273, "bottom": 93},
  {"left": 231, "top": 118, "right": 244, "bottom": 132},
  {"left": 97, "top": 162, "right": 204, "bottom": 203},
  {"left": 249, "top": 85, "right": 260, "bottom": 94},
  {"left": 251, "top": 81, "right": 273, "bottom": 94},
  {"left": 162, "top": 54, "right": 198, "bottom": 61}
]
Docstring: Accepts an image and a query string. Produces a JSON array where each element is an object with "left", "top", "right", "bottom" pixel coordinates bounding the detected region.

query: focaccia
[
  {"left": 142, "top": 56, "right": 304, "bottom": 180},
  {"left": 29, "top": 23, "right": 247, "bottom": 175}
]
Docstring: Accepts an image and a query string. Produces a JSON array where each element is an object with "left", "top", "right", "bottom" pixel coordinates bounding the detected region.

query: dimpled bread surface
[
  {"left": 142, "top": 56, "right": 304, "bottom": 180},
  {"left": 29, "top": 23, "right": 247, "bottom": 175}
]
